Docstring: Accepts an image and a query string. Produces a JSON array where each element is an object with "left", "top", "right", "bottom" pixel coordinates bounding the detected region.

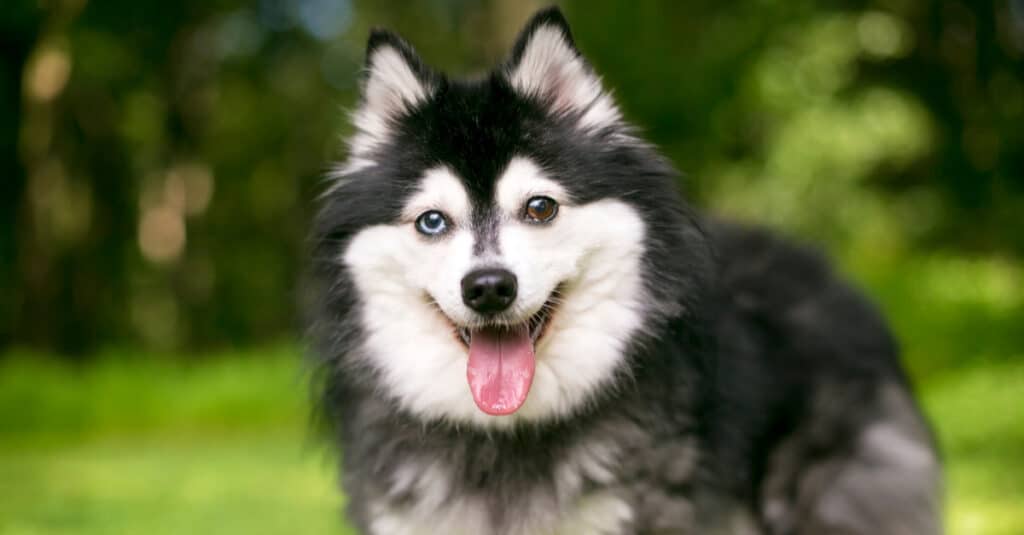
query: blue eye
[{"left": 415, "top": 210, "right": 449, "bottom": 236}]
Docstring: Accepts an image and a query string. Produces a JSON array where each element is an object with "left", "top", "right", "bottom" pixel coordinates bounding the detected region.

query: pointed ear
[
  {"left": 505, "top": 7, "right": 621, "bottom": 131},
  {"left": 361, "top": 29, "right": 435, "bottom": 122},
  {"left": 340, "top": 30, "right": 436, "bottom": 174}
]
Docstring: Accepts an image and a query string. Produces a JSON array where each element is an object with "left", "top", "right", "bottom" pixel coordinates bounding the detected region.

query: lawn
[
  {"left": 0, "top": 347, "right": 353, "bottom": 535},
  {"left": 1, "top": 343, "right": 1021, "bottom": 534}
]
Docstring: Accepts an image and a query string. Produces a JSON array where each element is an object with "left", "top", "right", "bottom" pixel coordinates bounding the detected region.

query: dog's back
[{"left": 705, "top": 221, "right": 941, "bottom": 534}]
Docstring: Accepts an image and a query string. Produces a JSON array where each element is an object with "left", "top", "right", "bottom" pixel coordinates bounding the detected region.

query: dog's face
[{"left": 314, "top": 9, "right": 699, "bottom": 427}]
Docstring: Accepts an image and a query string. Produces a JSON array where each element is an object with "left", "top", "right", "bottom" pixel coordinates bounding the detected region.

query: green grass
[
  {"left": 923, "top": 363, "right": 1024, "bottom": 535},
  {"left": 0, "top": 431, "right": 348, "bottom": 535},
  {"left": 0, "top": 346, "right": 308, "bottom": 443},
  {"left": 1, "top": 346, "right": 1022, "bottom": 534},
  {"left": 0, "top": 347, "right": 354, "bottom": 535}
]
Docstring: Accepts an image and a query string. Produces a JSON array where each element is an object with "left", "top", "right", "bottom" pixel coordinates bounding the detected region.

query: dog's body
[{"left": 308, "top": 8, "right": 941, "bottom": 534}]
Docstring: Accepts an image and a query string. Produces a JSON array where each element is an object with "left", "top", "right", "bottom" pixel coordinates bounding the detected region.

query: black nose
[{"left": 461, "top": 268, "right": 517, "bottom": 314}]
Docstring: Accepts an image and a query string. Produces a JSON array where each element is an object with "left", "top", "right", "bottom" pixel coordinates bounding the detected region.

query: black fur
[{"left": 307, "top": 7, "right": 940, "bottom": 534}]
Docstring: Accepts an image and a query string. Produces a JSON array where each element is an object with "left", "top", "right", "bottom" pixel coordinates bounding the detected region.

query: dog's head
[{"left": 312, "top": 8, "right": 710, "bottom": 427}]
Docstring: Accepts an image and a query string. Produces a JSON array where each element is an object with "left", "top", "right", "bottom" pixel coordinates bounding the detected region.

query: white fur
[
  {"left": 330, "top": 155, "right": 375, "bottom": 179},
  {"left": 372, "top": 489, "right": 631, "bottom": 535},
  {"left": 401, "top": 166, "right": 472, "bottom": 223},
  {"left": 860, "top": 420, "right": 935, "bottom": 470},
  {"left": 555, "top": 493, "right": 633, "bottom": 535},
  {"left": 495, "top": 158, "right": 648, "bottom": 422},
  {"left": 496, "top": 157, "right": 568, "bottom": 209},
  {"left": 342, "top": 157, "right": 647, "bottom": 428},
  {"left": 364, "top": 47, "right": 430, "bottom": 119},
  {"left": 343, "top": 167, "right": 480, "bottom": 425},
  {"left": 508, "top": 26, "right": 622, "bottom": 132},
  {"left": 372, "top": 446, "right": 632, "bottom": 535},
  {"left": 555, "top": 438, "right": 620, "bottom": 499},
  {"left": 371, "top": 462, "right": 490, "bottom": 535}
]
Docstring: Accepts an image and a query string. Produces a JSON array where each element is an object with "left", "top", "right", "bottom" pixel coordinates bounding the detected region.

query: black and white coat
[{"left": 307, "top": 8, "right": 941, "bottom": 535}]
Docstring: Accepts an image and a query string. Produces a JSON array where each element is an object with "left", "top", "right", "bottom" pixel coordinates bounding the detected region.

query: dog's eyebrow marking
[
  {"left": 495, "top": 156, "right": 568, "bottom": 214},
  {"left": 401, "top": 166, "right": 471, "bottom": 223},
  {"left": 477, "top": 156, "right": 566, "bottom": 255}
]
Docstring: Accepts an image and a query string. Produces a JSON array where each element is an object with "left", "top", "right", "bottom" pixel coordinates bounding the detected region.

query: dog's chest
[
  {"left": 369, "top": 489, "right": 632, "bottom": 535},
  {"left": 367, "top": 442, "right": 634, "bottom": 535}
]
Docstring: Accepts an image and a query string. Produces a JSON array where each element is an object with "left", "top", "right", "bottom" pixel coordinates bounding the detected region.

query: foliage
[{"left": 1, "top": 0, "right": 1021, "bottom": 355}]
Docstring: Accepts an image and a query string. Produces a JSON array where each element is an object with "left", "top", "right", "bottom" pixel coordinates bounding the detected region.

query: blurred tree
[
  {"left": 1, "top": 0, "right": 1020, "bottom": 357},
  {"left": 1, "top": 1, "right": 43, "bottom": 350},
  {"left": 876, "top": 0, "right": 1024, "bottom": 253}
]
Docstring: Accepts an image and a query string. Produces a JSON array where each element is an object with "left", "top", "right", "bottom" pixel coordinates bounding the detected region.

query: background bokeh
[{"left": 1, "top": 0, "right": 1022, "bottom": 533}]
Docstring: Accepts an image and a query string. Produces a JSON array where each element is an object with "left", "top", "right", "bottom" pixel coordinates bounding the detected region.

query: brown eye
[{"left": 525, "top": 196, "right": 558, "bottom": 223}]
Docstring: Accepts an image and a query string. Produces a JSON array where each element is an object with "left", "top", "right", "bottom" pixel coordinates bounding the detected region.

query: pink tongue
[{"left": 466, "top": 325, "right": 536, "bottom": 415}]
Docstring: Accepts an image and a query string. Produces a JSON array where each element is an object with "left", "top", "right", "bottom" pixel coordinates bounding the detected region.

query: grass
[
  {"left": 923, "top": 363, "right": 1024, "bottom": 535},
  {"left": 0, "top": 347, "right": 355, "bottom": 535},
  {"left": 0, "top": 431, "right": 347, "bottom": 535}
]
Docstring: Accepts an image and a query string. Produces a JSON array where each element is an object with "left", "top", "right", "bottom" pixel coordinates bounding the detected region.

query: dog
[{"left": 307, "top": 7, "right": 941, "bottom": 534}]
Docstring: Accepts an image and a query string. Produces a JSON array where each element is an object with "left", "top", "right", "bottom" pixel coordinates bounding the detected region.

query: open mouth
[
  {"left": 454, "top": 294, "right": 558, "bottom": 348},
  {"left": 433, "top": 287, "right": 562, "bottom": 417}
]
